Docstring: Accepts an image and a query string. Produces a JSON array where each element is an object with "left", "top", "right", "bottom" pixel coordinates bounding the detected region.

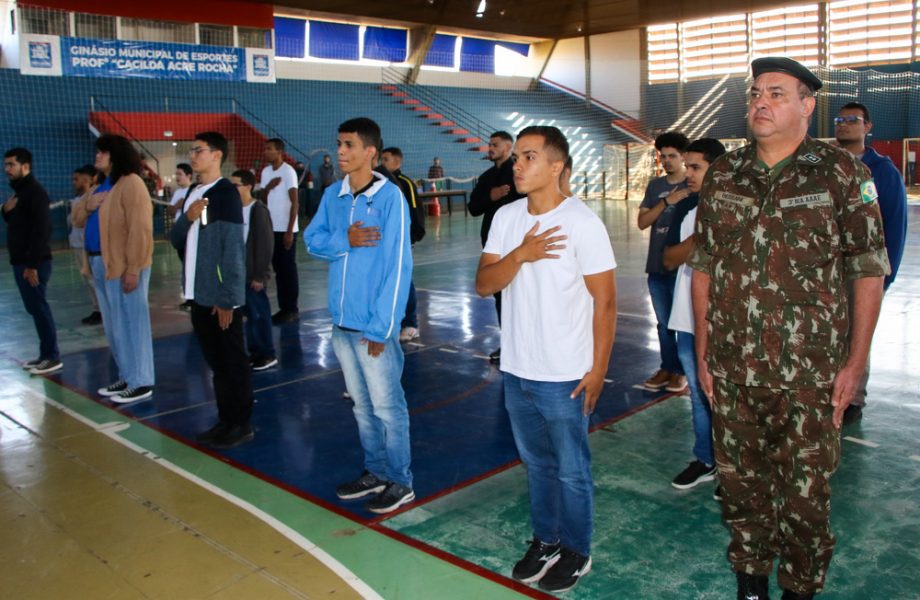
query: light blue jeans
[
  {"left": 677, "top": 331, "right": 714, "bottom": 466},
  {"left": 331, "top": 326, "right": 412, "bottom": 488},
  {"left": 91, "top": 256, "right": 155, "bottom": 388},
  {"left": 504, "top": 373, "right": 593, "bottom": 556}
]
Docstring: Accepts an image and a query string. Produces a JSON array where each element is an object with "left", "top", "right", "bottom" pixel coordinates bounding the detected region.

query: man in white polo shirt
[
  {"left": 260, "top": 138, "right": 299, "bottom": 324},
  {"left": 476, "top": 125, "right": 617, "bottom": 594}
]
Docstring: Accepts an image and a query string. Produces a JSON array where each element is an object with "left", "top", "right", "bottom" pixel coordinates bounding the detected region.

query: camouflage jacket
[{"left": 687, "top": 137, "right": 889, "bottom": 389}]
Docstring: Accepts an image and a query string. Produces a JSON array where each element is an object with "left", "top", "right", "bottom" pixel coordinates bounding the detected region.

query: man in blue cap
[{"left": 687, "top": 57, "right": 889, "bottom": 600}]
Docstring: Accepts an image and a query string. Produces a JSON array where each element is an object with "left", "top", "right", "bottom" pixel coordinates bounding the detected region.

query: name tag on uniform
[
  {"left": 779, "top": 192, "right": 832, "bottom": 210},
  {"left": 713, "top": 191, "right": 756, "bottom": 207}
]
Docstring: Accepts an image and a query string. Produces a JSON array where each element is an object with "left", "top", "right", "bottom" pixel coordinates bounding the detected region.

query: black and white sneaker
[
  {"left": 512, "top": 538, "right": 562, "bottom": 583},
  {"left": 111, "top": 386, "right": 153, "bottom": 404},
  {"left": 714, "top": 485, "right": 724, "bottom": 502},
  {"left": 672, "top": 460, "right": 717, "bottom": 489},
  {"left": 29, "top": 359, "right": 63, "bottom": 375},
  {"left": 538, "top": 548, "right": 592, "bottom": 593},
  {"left": 366, "top": 482, "right": 415, "bottom": 514},
  {"left": 22, "top": 358, "right": 42, "bottom": 370},
  {"left": 98, "top": 380, "right": 128, "bottom": 397},
  {"left": 737, "top": 572, "right": 770, "bottom": 600},
  {"left": 336, "top": 471, "right": 388, "bottom": 500},
  {"left": 251, "top": 356, "right": 278, "bottom": 371}
]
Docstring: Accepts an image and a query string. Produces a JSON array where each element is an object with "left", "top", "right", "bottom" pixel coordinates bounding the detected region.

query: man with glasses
[
  {"left": 688, "top": 58, "right": 889, "bottom": 600},
  {"left": 834, "top": 102, "right": 908, "bottom": 425},
  {"left": 171, "top": 132, "right": 253, "bottom": 449}
]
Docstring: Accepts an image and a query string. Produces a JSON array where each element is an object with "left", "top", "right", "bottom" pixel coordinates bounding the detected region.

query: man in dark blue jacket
[
  {"left": 3, "top": 148, "right": 61, "bottom": 375},
  {"left": 171, "top": 132, "right": 251, "bottom": 449},
  {"left": 305, "top": 118, "right": 414, "bottom": 515},
  {"left": 835, "top": 102, "right": 908, "bottom": 423}
]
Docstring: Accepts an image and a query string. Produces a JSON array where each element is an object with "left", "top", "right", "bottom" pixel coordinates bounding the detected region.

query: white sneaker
[{"left": 399, "top": 327, "right": 419, "bottom": 342}]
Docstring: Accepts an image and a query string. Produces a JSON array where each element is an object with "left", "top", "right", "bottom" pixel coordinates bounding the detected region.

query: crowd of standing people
[{"left": 2, "top": 55, "right": 909, "bottom": 598}]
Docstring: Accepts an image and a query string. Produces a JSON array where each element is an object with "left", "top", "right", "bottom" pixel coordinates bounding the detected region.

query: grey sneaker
[
  {"left": 98, "top": 380, "right": 128, "bottom": 397},
  {"left": 336, "top": 471, "right": 388, "bottom": 500},
  {"left": 366, "top": 482, "right": 415, "bottom": 514},
  {"left": 22, "top": 358, "right": 41, "bottom": 370},
  {"left": 29, "top": 359, "right": 63, "bottom": 375},
  {"left": 111, "top": 386, "right": 153, "bottom": 404}
]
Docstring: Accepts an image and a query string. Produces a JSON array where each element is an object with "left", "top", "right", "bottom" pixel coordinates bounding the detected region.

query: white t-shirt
[
  {"left": 484, "top": 196, "right": 617, "bottom": 382},
  {"left": 182, "top": 179, "right": 220, "bottom": 300},
  {"left": 170, "top": 185, "right": 190, "bottom": 213},
  {"left": 260, "top": 162, "right": 299, "bottom": 233},
  {"left": 242, "top": 202, "right": 253, "bottom": 242},
  {"left": 668, "top": 206, "right": 697, "bottom": 334}
]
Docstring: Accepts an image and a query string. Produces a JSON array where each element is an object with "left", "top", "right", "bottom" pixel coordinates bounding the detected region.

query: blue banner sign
[{"left": 61, "top": 37, "right": 246, "bottom": 81}]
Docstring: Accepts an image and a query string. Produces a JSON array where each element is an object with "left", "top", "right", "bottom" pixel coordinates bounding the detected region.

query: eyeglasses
[
  {"left": 188, "top": 146, "right": 211, "bottom": 157},
  {"left": 834, "top": 115, "right": 865, "bottom": 125}
]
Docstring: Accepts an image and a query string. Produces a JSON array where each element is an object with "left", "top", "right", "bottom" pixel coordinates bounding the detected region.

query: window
[
  {"left": 238, "top": 26, "right": 272, "bottom": 49},
  {"left": 121, "top": 18, "right": 195, "bottom": 44},
  {"left": 680, "top": 14, "right": 749, "bottom": 80},
  {"left": 19, "top": 6, "right": 68, "bottom": 36},
  {"left": 828, "top": 0, "right": 914, "bottom": 66},
  {"left": 647, "top": 24, "right": 679, "bottom": 83},
  {"left": 74, "top": 13, "right": 116, "bottom": 39},
  {"left": 200, "top": 24, "right": 233, "bottom": 48},
  {"left": 751, "top": 5, "right": 821, "bottom": 66}
]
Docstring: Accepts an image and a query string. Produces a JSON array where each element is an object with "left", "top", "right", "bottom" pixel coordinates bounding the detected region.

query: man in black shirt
[
  {"left": 3, "top": 147, "right": 61, "bottom": 375},
  {"left": 469, "top": 131, "right": 525, "bottom": 363}
]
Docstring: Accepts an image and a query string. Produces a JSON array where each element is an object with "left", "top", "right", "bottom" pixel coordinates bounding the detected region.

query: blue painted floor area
[{"left": 50, "top": 286, "right": 671, "bottom": 521}]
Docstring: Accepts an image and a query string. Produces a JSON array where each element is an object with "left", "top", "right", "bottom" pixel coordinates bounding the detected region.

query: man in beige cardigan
[{"left": 72, "top": 135, "right": 155, "bottom": 403}]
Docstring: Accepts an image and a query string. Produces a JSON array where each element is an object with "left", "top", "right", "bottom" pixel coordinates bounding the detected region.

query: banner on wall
[{"left": 19, "top": 34, "right": 275, "bottom": 83}]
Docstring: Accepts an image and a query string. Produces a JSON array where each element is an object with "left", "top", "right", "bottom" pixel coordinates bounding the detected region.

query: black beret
[{"left": 751, "top": 57, "right": 822, "bottom": 91}]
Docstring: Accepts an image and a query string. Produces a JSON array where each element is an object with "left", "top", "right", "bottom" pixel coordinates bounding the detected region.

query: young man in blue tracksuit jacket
[{"left": 304, "top": 117, "right": 414, "bottom": 514}]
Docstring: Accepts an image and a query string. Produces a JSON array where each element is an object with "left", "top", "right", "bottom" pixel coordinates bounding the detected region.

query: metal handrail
[{"left": 90, "top": 95, "right": 161, "bottom": 177}]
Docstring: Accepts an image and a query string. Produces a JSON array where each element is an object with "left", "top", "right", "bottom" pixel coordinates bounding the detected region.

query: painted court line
[
  {"left": 843, "top": 436, "right": 880, "bottom": 448},
  {"left": 439, "top": 347, "right": 459, "bottom": 353},
  {"left": 909, "top": 455, "right": 920, "bottom": 462},
  {"left": 35, "top": 391, "right": 384, "bottom": 600}
]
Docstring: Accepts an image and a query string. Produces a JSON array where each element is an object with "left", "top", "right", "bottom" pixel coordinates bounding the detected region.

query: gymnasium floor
[{"left": 1, "top": 200, "right": 918, "bottom": 599}]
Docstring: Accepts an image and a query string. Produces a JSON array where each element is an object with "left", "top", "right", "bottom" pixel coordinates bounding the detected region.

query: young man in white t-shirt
[
  {"left": 259, "top": 138, "right": 300, "bottom": 324},
  {"left": 167, "top": 162, "right": 193, "bottom": 216},
  {"left": 661, "top": 138, "right": 726, "bottom": 497},
  {"left": 475, "top": 126, "right": 617, "bottom": 593}
]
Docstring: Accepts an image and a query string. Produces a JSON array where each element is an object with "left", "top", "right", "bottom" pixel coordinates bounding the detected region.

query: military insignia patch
[
  {"left": 860, "top": 180, "right": 879, "bottom": 204},
  {"left": 801, "top": 153, "right": 821, "bottom": 164}
]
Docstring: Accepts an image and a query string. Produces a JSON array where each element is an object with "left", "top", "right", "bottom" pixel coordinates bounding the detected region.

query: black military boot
[
  {"left": 781, "top": 590, "right": 814, "bottom": 600},
  {"left": 737, "top": 572, "right": 770, "bottom": 600}
]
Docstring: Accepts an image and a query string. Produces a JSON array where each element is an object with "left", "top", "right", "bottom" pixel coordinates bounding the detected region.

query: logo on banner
[
  {"left": 252, "top": 53, "right": 270, "bottom": 77},
  {"left": 29, "top": 42, "right": 53, "bottom": 68}
]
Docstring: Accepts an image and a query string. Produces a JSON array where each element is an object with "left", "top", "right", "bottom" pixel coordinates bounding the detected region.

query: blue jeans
[
  {"left": 677, "top": 331, "right": 714, "bottom": 466},
  {"left": 331, "top": 327, "right": 413, "bottom": 488},
  {"left": 503, "top": 373, "right": 593, "bottom": 556},
  {"left": 91, "top": 256, "right": 155, "bottom": 388},
  {"left": 648, "top": 272, "right": 682, "bottom": 374},
  {"left": 244, "top": 286, "right": 275, "bottom": 360},
  {"left": 13, "top": 261, "right": 59, "bottom": 361},
  {"left": 401, "top": 281, "right": 417, "bottom": 329}
]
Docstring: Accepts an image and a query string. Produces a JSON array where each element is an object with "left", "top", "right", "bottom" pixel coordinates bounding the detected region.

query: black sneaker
[
  {"left": 336, "top": 470, "right": 388, "bottom": 500},
  {"left": 672, "top": 460, "right": 717, "bottom": 489},
  {"left": 81, "top": 311, "right": 102, "bottom": 325},
  {"left": 538, "top": 548, "right": 592, "bottom": 593},
  {"left": 22, "top": 358, "right": 42, "bottom": 370},
  {"left": 511, "top": 538, "right": 561, "bottom": 583},
  {"left": 489, "top": 348, "right": 501, "bottom": 364},
  {"left": 209, "top": 424, "right": 254, "bottom": 449},
  {"left": 714, "top": 485, "right": 724, "bottom": 502},
  {"left": 272, "top": 310, "right": 299, "bottom": 325},
  {"left": 179, "top": 300, "right": 194, "bottom": 312},
  {"left": 781, "top": 590, "right": 814, "bottom": 600},
  {"left": 29, "top": 359, "right": 63, "bottom": 375},
  {"left": 111, "top": 386, "right": 153, "bottom": 404},
  {"left": 98, "top": 380, "right": 128, "bottom": 397},
  {"left": 196, "top": 422, "right": 230, "bottom": 444},
  {"left": 366, "top": 482, "right": 415, "bottom": 514},
  {"left": 737, "top": 572, "right": 770, "bottom": 600},
  {"left": 251, "top": 356, "right": 279, "bottom": 371},
  {"left": 842, "top": 404, "right": 863, "bottom": 426}
]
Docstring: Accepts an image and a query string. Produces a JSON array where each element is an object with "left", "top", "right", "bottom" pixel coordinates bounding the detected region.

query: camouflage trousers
[{"left": 712, "top": 377, "right": 841, "bottom": 594}]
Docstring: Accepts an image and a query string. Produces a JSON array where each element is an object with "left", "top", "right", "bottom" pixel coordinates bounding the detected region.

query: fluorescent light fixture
[{"left": 476, "top": 0, "right": 486, "bottom": 18}]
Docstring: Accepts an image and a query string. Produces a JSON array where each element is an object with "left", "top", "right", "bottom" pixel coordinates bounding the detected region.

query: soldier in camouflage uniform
[{"left": 687, "top": 57, "right": 889, "bottom": 600}]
